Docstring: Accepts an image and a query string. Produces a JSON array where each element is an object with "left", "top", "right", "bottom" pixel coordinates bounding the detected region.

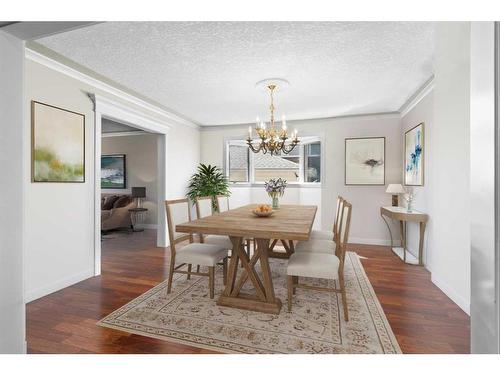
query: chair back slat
[
  {"left": 216, "top": 195, "right": 230, "bottom": 213},
  {"left": 165, "top": 199, "right": 192, "bottom": 252},
  {"left": 196, "top": 196, "right": 214, "bottom": 219},
  {"left": 333, "top": 196, "right": 344, "bottom": 241},
  {"left": 336, "top": 201, "right": 352, "bottom": 262}
]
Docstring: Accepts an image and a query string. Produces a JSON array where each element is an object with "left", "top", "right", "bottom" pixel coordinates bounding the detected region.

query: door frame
[{"left": 91, "top": 94, "right": 171, "bottom": 275}]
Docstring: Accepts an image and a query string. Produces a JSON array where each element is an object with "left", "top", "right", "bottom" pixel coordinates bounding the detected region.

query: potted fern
[{"left": 187, "top": 164, "right": 230, "bottom": 212}]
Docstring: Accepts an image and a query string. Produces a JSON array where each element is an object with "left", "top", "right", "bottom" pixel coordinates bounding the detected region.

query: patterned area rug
[{"left": 98, "top": 252, "right": 401, "bottom": 353}]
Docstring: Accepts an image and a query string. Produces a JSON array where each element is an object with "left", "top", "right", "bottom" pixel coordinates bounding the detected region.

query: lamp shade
[
  {"left": 131, "top": 187, "right": 146, "bottom": 198},
  {"left": 386, "top": 184, "right": 405, "bottom": 194}
]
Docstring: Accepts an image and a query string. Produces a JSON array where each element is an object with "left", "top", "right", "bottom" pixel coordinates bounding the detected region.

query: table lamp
[
  {"left": 132, "top": 187, "right": 146, "bottom": 208},
  {"left": 386, "top": 184, "right": 405, "bottom": 207}
]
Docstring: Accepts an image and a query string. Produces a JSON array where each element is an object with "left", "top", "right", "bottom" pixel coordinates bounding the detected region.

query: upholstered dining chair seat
[
  {"left": 287, "top": 253, "right": 340, "bottom": 280},
  {"left": 295, "top": 239, "right": 336, "bottom": 254},
  {"left": 175, "top": 243, "right": 228, "bottom": 267},
  {"left": 204, "top": 234, "right": 233, "bottom": 250},
  {"left": 310, "top": 230, "right": 334, "bottom": 241}
]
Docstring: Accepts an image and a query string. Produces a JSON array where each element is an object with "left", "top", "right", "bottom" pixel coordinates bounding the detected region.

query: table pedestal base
[
  {"left": 217, "top": 295, "right": 282, "bottom": 314},
  {"left": 217, "top": 236, "right": 282, "bottom": 314}
]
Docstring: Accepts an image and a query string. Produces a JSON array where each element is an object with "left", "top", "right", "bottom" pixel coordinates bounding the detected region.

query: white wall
[
  {"left": 24, "top": 59, "right": 96, "bottom": 302},
  {"left": 428, "top": 22, "right": 471, "bottom": 314},
  {"left": 470, "top": 22, "right": 498, "bottom": 353},
  {"left": 401, "top": 90, "right": 434, "bottom": 267},
  {"left": 102, "top": 134, "right": 159, "bottom": 226},
  {"left": 24, "top": 57, "right": 200, "bottom": 302},
  {"left": 166, "top": 123, "right": 201, "bottom": 200},
  {"left": 0, "top": 31, "right": 26, "bottom": 353},
  {"left": 201, "top": 114, "right": 402, "bottom": 243}
]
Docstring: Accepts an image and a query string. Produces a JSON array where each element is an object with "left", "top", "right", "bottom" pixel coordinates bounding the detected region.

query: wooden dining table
[{"left": 176, "top": 204, "right": 317, "bottom": 314}]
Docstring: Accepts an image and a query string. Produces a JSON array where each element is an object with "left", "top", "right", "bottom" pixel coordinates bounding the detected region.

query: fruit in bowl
[{"left": 252, "top": 204, "right": 274, "bottom": 217}]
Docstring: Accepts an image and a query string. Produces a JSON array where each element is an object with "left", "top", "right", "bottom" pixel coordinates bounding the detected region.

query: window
[
  {"left": 227, "top": 143, "right": 249, "bottom": 182},
  {"left": 253, "top": 150, "right": 300, "bottom": 183},
  {"left": 305, "top": 142, "right": 321, "bottom": 182},
  {"left": 225, "top": 137, "right": 321, "bottom": 184}
]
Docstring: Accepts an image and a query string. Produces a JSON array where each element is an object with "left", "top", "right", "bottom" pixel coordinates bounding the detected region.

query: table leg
[
  {"left": 419, "top": 222, "right": 426, "bottom": 266},
  {"left": 257, "top": 238, "right": 276, "bottom": 303},
  {"left": 221, "top": 236, "right": 242, "bottom": 295},
  {"left": 268, "top": 239, "right": 294, "bottom": 259}
]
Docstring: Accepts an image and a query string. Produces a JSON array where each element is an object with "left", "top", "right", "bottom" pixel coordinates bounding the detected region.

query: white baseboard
[
  {"left": 24, "top": 268, "right": 94, "bottom": 303},
  {"left": 431, "top": 272, "right": 470, "bottom": 315},
  {"left": 349, "top": 237, "right": 402, "bottom": 247}
]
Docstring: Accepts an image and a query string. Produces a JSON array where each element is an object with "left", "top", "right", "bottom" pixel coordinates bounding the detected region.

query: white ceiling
[{"left": 37, "top": 22, "right": 435, "bottom": 126}]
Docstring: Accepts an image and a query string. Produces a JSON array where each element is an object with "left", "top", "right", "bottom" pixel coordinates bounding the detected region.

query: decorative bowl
[
  {"left": 252, "top": 205, "right": 274, "bottom": 217},
  {"left": 252, "top": 209, "right": 274, "bottom": 217}
]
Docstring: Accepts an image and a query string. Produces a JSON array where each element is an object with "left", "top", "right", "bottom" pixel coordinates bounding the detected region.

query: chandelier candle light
[{"left": 247, "top": 83, "right": 299, "bottom": 156}]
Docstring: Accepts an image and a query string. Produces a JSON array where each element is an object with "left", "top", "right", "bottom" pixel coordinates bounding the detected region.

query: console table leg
[
  {"left": 419, "top": 222, "right": 426, "bottom": 266},
  {"left": 399, "top": 221, "right": 407, "bottom": 263},
  {"left": 381, "top": 214, "right": 394, "bottom": 248}
]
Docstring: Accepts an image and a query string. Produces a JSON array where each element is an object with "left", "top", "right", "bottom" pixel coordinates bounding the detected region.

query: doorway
[{"left": 92, "top": 94, "right": 170, "bottom": 276}]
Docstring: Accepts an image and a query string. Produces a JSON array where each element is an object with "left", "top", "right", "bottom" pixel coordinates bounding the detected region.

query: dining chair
[
  {"left": 165, "top": 198, "right": 228, "bottom": 299},
  {"left": 294, "top": 196, "right": 344, "bottom": 255},
  {"left": 309, "top": 196, "right": 344, "bottom": 241},
  {"left": 195, "top": 196, "right": 233, "bottom": 250},
  {"left": 215, "top": 194, "right": 230, "bottom": 213},
  {"left": 286, "top": 201, "right": 352, "bottom": 321}
]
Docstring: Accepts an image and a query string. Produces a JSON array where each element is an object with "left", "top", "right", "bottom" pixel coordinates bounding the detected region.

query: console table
[{"left": 380, "top": 206, "right": 428, "bottom": 266}]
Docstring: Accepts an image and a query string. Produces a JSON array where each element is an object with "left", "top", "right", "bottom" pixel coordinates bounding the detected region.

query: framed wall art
[
  {"left": 101, "top": 154, "right": 127, "bottom": 189},
  {"left": 404, "top": 123, "right": 424, "bottom": 186},
  {"left": 345, "top": 137, "right": 385, "bottom": 185},
  {"left": 31, "top": 101, "right": 85, "bottom": 183}
]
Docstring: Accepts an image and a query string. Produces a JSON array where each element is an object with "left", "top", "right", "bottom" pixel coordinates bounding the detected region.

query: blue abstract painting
[{"left": 405, "top": 123, "right": 424, "bottom": 186}]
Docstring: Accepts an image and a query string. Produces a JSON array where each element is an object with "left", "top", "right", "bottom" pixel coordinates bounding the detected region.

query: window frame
[
  {"left": 224, "top": 135, "right": 323, "bottom": 187},
  {"left": 225, "top": 140, "right": 250, "bottom": 183},
  {"left": 304, "top": 141, "right": 322, "bottom": 183}
]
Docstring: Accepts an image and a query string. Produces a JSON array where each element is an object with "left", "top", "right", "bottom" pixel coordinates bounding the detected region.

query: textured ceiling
[{"left": 37, "top": 22, "right": 434, "bottom": 125}]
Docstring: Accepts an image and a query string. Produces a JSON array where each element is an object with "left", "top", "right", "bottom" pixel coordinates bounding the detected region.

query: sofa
[{"left": 101, "top": 194, "right": 136, "bottom": 231}]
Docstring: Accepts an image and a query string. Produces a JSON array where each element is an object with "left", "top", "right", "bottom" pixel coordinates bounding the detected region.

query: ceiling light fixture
[{"left": 247, "top": 80, "right": 299, "bottom": 156}]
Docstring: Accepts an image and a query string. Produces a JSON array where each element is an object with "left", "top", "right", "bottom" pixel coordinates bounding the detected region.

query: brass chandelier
[{"left": 247, "top": 83, "right": 299, "bottom": 156}]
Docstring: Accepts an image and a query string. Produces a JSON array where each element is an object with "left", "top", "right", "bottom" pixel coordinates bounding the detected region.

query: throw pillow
[
  {"left": 114, "top": 195, "right": 132, "bottom": 208},
  {"left": 102, "top": 195, "right": 119, "bottom": 210}
]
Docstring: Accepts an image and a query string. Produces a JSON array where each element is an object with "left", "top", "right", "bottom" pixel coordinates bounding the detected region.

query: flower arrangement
[{"left": 265, "top": 178, "right": 287, "bottom": 209}]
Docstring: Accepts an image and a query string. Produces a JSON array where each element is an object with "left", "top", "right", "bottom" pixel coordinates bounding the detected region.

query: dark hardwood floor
[{"left": 26, "top": 230, "right": 470, "bottom": 354}]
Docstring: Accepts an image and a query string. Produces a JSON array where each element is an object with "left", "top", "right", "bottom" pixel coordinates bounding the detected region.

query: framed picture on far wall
[
  {"left": 404, "top": 123, "right": 424, "bottom": 186},
  {"left": 345, "top": 137, "right": 385, "bottom": 185},
  {"left": 101, "top": 154, "right": 126, "bottom": 189},
  {"left": 31, "top": 101, "right": 85, "bottom": 183}
]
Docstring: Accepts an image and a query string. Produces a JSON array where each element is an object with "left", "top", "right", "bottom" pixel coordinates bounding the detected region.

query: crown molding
[
  {"left": 25, "top": 47, "right": 200, "bottom": 130},
  {"left": 399, "top": 76, "right": 435, "bottom": 118},
  {"left": 200, "top": 111, "right": 401, "bottom": 131},
  {"left": 101, "top": 131, "right": 148, "bottom": 138},
  {"left": 90, "top": 93, "right": 172, "bottom": 134}
]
